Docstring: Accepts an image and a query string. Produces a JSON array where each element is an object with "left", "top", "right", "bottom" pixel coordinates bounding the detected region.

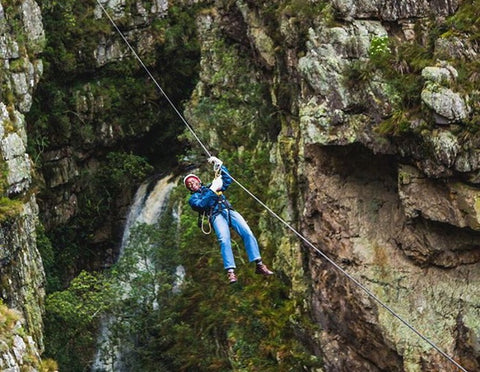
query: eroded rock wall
[
  {"left": 28, "top": 0, "right": 191, "bottom": 280},
  {"left": 36, "top": 0, "right": 170, "bottom": 235},
  {"left": 297, "top": 1, "right": 480, "bottom": 371},
  {"left": 3, "top": 0, "right": 477, "bottom": 370},
  {"left": 303, "top": 144, "right": 479, "bottom": 371},
  {"left": 0, "top": 303, "right": 46, "bottom": 371},
  {"left": 0, "top": 0, "right": 46, "bottom": 363},
  {"left": 187, "top": 0, "right": 480, "bottom": 370}
]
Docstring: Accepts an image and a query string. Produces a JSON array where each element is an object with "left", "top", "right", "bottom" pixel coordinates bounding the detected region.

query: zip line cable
[
  {"left": 227, "top": 172, "right": 468, "bottom": 372},
  {"left": 95, "top": 1, "right": 212, "bottom": 159},
  {"left": 95, "top": 2, "right": 468, "bottom": 371}
]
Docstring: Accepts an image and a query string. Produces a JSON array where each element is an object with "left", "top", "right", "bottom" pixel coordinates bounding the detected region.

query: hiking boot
[
  {"left": 227, "top": 271, "right": 238, "bottom": 284},
  {"left": 255, "top": 263, "right": 273, "bottom": 276}
]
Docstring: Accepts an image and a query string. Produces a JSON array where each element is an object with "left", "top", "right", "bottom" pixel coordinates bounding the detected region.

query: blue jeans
[{"left": 211, "top": 209, "right": 261, "bottom": 269}]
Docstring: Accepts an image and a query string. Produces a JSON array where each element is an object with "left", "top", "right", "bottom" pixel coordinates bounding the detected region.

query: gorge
[{"left": 0, "top": 0, "right": 479, "bottom": 371}]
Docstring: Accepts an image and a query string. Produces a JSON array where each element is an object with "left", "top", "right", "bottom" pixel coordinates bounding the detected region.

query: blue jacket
[{"left": 188, "top": 165, "right": 233, "bottom": 217}]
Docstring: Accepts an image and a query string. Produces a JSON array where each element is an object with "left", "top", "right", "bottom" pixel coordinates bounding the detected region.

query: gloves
[
  {"left": 209, "top": 176, "right": 223, "bottom": 192},
  {"left": 208, "top": 156, "right": 223, "bottom": 170}
]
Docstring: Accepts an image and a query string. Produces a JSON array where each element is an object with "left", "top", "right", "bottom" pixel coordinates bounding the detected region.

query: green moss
[
  {"left": 2, "top": 2, "right": 27, "bottom": 54},
  {"left": 9, "top": 59, "right": 25, "bottom": 73},
  {"left": 0, "top": 301, "right": 51, "bottom": 370},
  {"left": 0, "top": 197, "right": 23, "bottom": 222},
  {"left": 344, "top": 60, "right": 376, "bottom": 88},
  {"left": 40, "top": 359, "right": 59, "bottom": 372},
  {"left": 445, "top": 0, "right": 480, "bottom": 42},
  {"left": 376, "top": 110, "right": 413, "bottom": 136},
  {"left": 0, "top": 161, "right": 23, "bottom": 222},
  {"left": 369, "top": 1, "right": 480, "bottom": 138},
  {"left": 0, "top": 85, "right": 15, "bottom": 107},
  {"left": 0, "top": 300, "right": 21, "bottom": 338}
]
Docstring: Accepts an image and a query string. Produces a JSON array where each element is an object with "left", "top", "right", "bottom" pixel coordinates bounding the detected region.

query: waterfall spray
[{"left": 91, "top": 176, "right": 179, "bottom": 371}]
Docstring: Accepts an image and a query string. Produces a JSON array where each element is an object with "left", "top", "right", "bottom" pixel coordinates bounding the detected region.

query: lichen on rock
[{"left": 0, "top": 0, "right": 46, "bottom": 363}]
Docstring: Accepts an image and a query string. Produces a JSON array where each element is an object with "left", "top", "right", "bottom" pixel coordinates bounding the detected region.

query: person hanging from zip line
[{"left": 184, "top": 156, "right": 273, "bottom": 284}]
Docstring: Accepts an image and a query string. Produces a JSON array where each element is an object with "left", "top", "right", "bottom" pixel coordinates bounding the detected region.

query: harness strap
[
  {"left": 197, "top": 192, "right": 233, "bottom": 235},
  {"left": 200, "top": 211, "right": 212, "bottom": 235},
  {"left": 216, "top": 197, "right": 233, "bottom": 226}
]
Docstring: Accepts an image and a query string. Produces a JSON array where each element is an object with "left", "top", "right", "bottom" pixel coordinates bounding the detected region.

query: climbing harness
[
  {"left": 199, "top": 211, "right": 212, "bottom": 235},
  {"left": 94, "top": 2, "right": 469, "bottom": 371},
  {"left": 198, "top": 192, "right": 233, "bottom": 235}
]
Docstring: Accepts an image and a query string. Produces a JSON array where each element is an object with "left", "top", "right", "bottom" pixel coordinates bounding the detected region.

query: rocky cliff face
[
  {"left": 1, "top": 0, "right": 174, "bottom": 366},
  {"left": 298, "top": 1, "right": 479, "bottom": 370},
  {"left": 32, "top": 0, "right": 170, "bottom": 237},
  {"left": 0, "top": 0, "right": 46, "bottom": 367},
  {"left": 27, "top": 0, "right": 192, "bottom": 278},
  {"left": 186, "top": 0, "right": 480, "bottom": 370},
  {"left": 2, "top": 0, "right": 479, "bottom": 370},
  {"left": 0, "top": 302, "right": 47, "bottom": 371}
]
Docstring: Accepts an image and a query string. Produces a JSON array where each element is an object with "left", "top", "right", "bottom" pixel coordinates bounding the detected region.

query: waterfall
[{"left": 91, "top": 175, "right": 179, "bottom": 372}]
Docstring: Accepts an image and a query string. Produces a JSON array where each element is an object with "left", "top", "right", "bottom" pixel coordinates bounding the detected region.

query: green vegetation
[
  {"left": 35, "top": 223, "right": 60, "bottom": 291},
  {"left": 38, "top": 2, "right": 318, "bottom": 371},
  {"left": 252, "top": 0, "right": 330, "bottom": 44},
  {"left": 184, "top": 35, "right": 279, "bottom": 157},
  {"left": 37, "top": 0, "right": 110, "bottom": 76},
  {"left": 34, "top": 1, "right": 201, "bottom": 369},
  {"left": 41, "top": 30, "right": 317, "bottom": 365},
  {"left": 376, "top": 109, "right": 424, "bottom": 136},
  {"left": 44, "top": 187, "right": 320, "bottom": 371},
  {"left": 0, "top": 196, "right": 22, "bottom": 222},
  {"left": 368, "top": 35, "right": 391, "bottom": 64},
  {"left": 96, "top": 152, "right": 153, "bottom": 193},
  {"left": 0, "top": 299, "right": 21, "bottom": 336},
  {"left": 0, "top": 161, "right": 22, "bottom": 222},
  {"left": 175, "top": 200, "right": 320, "bottom": 370},
  {"left": 29, "top": 0, "right": 200, "bottom": 159},
  {"left": 1, "top": 1, "right": 28, "bottom": 56},
  {"left": 0, "top": 300, "right": 58, "bottom": 371},
  {"left": 28, "top": 0, "right": 201, "bottom": 287},
  {"left": 444, "top": 0, "right": 480, "bottom": 43},
  {"left": 363, "top": 28, "right": 435, "bottom": 135},
  {"left": 442, "top": 0, "right": 480, "bottom": 131},
  {"left": 365, "top": 0, "right": 480, "bottom": 137},
  {"left": 43, "top": 271, "right": 107, "bottom": 370},
  {"left": 95, "top": 210, "right": 181, "bottom": 371}
]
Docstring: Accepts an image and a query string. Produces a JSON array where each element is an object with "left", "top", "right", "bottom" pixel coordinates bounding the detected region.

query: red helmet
[{"left": 183, "top": 174, "right": 201, "bottom": 187}]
